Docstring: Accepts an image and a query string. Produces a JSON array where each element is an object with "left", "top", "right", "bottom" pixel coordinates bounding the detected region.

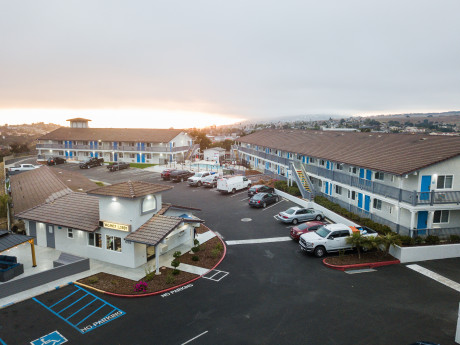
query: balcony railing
[
  {"left": 36, "top": 143, "right": 190, "bottom": 153},
  {"left": 238, "top": 146, "right": 460, "bottom": 206}
]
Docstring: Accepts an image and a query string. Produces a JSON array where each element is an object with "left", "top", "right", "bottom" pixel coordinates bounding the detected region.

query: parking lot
[{"left": 1, "top": 166, "right": 459, "bottom": 344}]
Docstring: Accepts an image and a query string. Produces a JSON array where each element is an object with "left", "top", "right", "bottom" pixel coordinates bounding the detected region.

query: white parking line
[
  {"left": 230, "top": 191, "right": 248, "bottom": 197},
  {"left": 226, "top": 237, "right": 291, "bottom": 245},
  {"left": 406, "top": 264, "right": 460, "bottom": 292},
  {"left": 181, "top": 331, "right": 209, "bottom": 345},
  {"left": 261, "top": 200, "right": 284, "bottom": 211}
]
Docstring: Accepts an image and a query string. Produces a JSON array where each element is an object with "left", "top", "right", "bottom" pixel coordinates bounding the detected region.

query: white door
[{"left": 36, "top": 222, "right": 47, "bottom": 247}]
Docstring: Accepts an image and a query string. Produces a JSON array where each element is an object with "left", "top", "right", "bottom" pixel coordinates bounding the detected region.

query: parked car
[
  {"left": 107, "top": 162, "right": 130, "bottom": 172},
  {"left": 187, "top": 171, "right": 216, "bottom": 187},
  {"left": 161, "top": 168, "right": 177, "bottom": 180},
  {"left": 79, "top": 157, "right": 104, "bottom": 169},
  {"left": 299, "top": 223, "right": 378, "bottom": 257},
  {"left": 202, "top": 174, "right": 220, "bottom": 188},
  {"left": 247, "top": 185, "right": 274, "bottom": 197},
  {"left": 170, "top": 170, "right": 194, "bottom": 182},
  {"left": 9, "top": 164, "right": 41, "bottom": 172},
  {"left": 290, "top": 220, "right": 326, "bottom": 241},
  {"left": 46, "top": 157, "right": 66, "bottom": 165},
  {"left": 248, "top": 192, "right": 279, "bottom": 208},
  {"left": 217, "top": 175, "right": 251, "bottom": 194},
  {"left": 275, "top": 206, "right": 324, "bottom": 224}
]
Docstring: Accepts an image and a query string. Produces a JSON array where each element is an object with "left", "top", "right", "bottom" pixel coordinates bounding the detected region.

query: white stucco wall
[
  {"left": 390, "top": 243, "right": 460, "bottom": 263},
  {"left": 416, "top": 155, "right": 460, "bottom": 191},
  {"left": 171, "top": 132, "right": 192, "bottom": 147}
]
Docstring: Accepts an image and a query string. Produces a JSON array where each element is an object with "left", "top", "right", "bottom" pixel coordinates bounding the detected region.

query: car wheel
[
  {"left": 247, "top": 184, "right": 251, "bottom": 188},
  {"left": 316, "top": 215, "right": 322, "bottom": 221},
  {"left": 314, "top": 246, "right": 326, "bottom": 258},
  {"left": 197, "top": 181, "right": 202, "bottom": 187},
  {"left": 232, "top": 188, "right": 236, "bottom": 194},
  {"left": 292, "top": 218, "right": 298, "bottom": 225},
  {"left": 263, "top": 202, "right": 267, "bottom": 208}
]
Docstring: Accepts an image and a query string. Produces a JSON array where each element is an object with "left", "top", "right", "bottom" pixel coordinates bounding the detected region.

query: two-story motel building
[
  {"left": 36, "top": 118, "right": 195, "bottom": 164},
  {"left": 236, "top": 129, "right": 460, "bottom": 238}
]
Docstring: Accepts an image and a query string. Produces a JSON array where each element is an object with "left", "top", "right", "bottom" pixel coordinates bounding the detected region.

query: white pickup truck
[
  {"left": 217, "top": 175, "right": 251, "bottom": 194},
  {"left": 187, "top": 171, "right": 217, "bottom": 187},
  {"left": 299, "top": 223, "right": 378, "bottom": 257},
  {"left": 9, "top": 164, "right": 41, "bottom": 172}
]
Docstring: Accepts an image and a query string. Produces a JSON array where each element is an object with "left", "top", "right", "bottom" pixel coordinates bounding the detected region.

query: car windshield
[
  {"left": 284, "top": 208, "right": 296, "bottom": 215},
  {"left": 195, "top": 173, "right": 204, "bottom": 177},
  {"left": 252, "top": 194, "right": 264, "bottom": 200},
  {"left": 297, "top": 223, "right": 310, "bottom": 230},
  {"left": 315, "top": 226, "right": 331, "bottom": 238}
]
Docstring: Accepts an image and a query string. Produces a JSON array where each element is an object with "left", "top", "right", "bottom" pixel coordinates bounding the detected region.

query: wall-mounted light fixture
[{"left": 112, "top": 197, "right": 117, "bottom": 202}]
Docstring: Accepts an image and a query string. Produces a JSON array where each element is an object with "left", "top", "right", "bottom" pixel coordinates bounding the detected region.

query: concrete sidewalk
[{"left": 0, "top": 231, "right": 217, "bottom": 308}]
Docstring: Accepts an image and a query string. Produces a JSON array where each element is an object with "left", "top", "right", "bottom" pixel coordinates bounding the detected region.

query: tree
[
  {"left": 188, "top": 130, "right": 212, "bottom": 151},
  {"left": 378, "top": 233, "right": 401, "bottom": 255},
  {"left": 345, "top": 232, "right": 371, "bottom": 260}
]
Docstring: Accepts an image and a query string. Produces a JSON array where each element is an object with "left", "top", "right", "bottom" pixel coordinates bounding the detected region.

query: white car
[
  {"left": 202, "top": 174, "right": 219, "bottom": 188},
  {"left": 275, "top": 206, "right": 324, "bottom": 224},
  {"left": 187, "top": 171, "right": 216, "bottom": 187},
  {"left": 217, "top": 176, "right": 251, "bottom": 194}
]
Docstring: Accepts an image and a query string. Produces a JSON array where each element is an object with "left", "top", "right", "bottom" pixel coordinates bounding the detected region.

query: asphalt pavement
[{"left": 1, "top": 166, "right": 459, "bottom": 345}]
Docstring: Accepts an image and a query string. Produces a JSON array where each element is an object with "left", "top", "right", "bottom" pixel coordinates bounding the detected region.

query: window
[
  {"left": 437, "top": 175, "right": 453, "bottom": 189},
  {"left": 375, "top": 172, "right": 385, "bottom": 181},
  {"left": 335, "top": 185, "right": 342, "bottom": 195},
  {"left": 373, "top": 199, "right": 382, "bottom": 210},
  {"left": 142, "top": 196, "right": 156, "bottom": 214},
  {"left": 67, "top": 228, "right": 74, "bottom": 239},
  {"left": 106, "top": 235, "right": 122, "bottom": 252},
  {"left": 348, "top": 190, "right": 356, "bottom": 200},
  {"left": 119, "top": 153, "right": 124, "bottom": 158},
  {"left": 88, "top": 233, "right": 102, "bottom": 248},
  {"left": 349, "top": 167, "right": 357, "bottom": 174},
  {"left": 320, "top": 159, "right": 325, "bottom": 166},
  {"left": 433, "top": 210, "right": 449, "bottom": 224},
  {"left": 336, "top": 163, "right": 343, "bottom": 170},
  {"left": 318, "top": 180, "right": 322, "bottom": 188},
  {"left": 130, "top": 153, "right": 135, "bottom": 158},
  {"left": 310, "top": 157, "right": 315, "bottom": 164}
]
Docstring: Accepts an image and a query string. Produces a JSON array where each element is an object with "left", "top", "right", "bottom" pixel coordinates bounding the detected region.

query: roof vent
[{"left": 420, "top": 137, "right": 427, "bottom": 141}]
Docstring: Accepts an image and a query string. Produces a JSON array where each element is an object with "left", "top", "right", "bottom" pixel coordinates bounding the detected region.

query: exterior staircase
[
  {"left": 290, "top": 162, "right": 315, "bottom": 200},
  {"left": 185, "top": 144, "right": 200, "bottom": 161},
  {"left": 296, "top": 169, "right": 312, "bottom": 194}
]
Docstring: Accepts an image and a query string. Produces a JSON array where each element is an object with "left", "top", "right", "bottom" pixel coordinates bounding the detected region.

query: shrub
[
  {"left": 165, "top": 273, "right": 175, "bottom": 284},
  {"left": 215, "top": 243, "right": 223, "bottom": 251},
  {"left": 192, "top": 246, "right": 200, "bottom": 253},
  {"left": 87, "top": 276, "right": 99, "bottom": 284},
  {"left": 194, "top": 239, "right": 200, "bottom": 246},
  {"left": 192, "top": 255, "right": 199, "bottom": 261},
  {"left": 398, "top": 235, "right": 414, "bottom": 246},
  {"left": 449, "top": 235, "right": 460, "bottom": 243},
  {"left": 425, "top": 235, "right": 440, "bottom": 245},
  {"left": 274, "top": 180, "right": 288, "bottom": 191},
  {"left": 134, "top": 281, "right": 148, "bottom": 292},
  {"left": 145, "top": 272, "right": 155, "bottom": 281},
  {"left": 414, "top": 236, "right": 424, "bottom": 245},
  {"left": 211, "top": 248, "right": 221, "bottom": 258}
]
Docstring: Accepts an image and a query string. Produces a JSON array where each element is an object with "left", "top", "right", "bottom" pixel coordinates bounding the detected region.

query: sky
[{"left": 1, "top": 0, "right": 460, "bottom": 128}]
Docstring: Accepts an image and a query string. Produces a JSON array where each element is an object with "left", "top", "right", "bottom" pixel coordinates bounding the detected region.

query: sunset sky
[{"left": 1, "top": 1, "right": 460, "bottom": 128}]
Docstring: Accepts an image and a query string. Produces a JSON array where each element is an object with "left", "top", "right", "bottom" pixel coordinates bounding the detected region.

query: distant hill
[{"left": 365, "top": 111, "right": 460, "bottom": 125}]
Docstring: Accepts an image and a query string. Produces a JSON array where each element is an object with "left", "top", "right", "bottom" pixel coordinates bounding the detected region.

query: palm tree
[
  {"left": 379, "top": 233, "right": 401, "bottom": 256},
  {"left": 346, "top": 232, "right": 370, "bottom": 260}
]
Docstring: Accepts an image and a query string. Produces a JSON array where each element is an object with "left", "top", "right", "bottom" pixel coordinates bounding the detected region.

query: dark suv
[
  {"left": 170, "top": 170, "right": 194, "bottom": 182},
  {"left": 248, "top": 185, "right": 275, "bottom": 197},
  {"left": 79, "top": 157, "right": 104, "bottom": 169},
  {"left": 161, "top": 169, "right": 177, "bottom": 180},
  {"left": 47, "top": 157, "right": 66, "bottom": 165}
]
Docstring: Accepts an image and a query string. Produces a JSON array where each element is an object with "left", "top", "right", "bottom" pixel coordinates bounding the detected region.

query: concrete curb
[
  {"left": 322, "top": 258, "right": 400, "bottom": 271},
  {"left": 75, "top": 228, "right": 227, "bottom": 298}
]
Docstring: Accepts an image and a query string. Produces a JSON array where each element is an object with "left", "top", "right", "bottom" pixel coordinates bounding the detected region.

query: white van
[{"left": 217, "top": 176, "right": 252, "bottom": 194}]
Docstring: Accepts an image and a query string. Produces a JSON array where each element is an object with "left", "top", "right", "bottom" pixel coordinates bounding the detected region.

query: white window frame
[
  {"left": 88, "top": 232, "right": 102, "bottom": 248},
  {"left": 433, "top": 210, "right": 449, "bottom": 224},
  {"left": 373, "top": 198, "right": 382, "bottom": 210},
  {"left": 67, "top": 228, "right": 73, "bottom": 239},
  {"left": 436, "top": 175, "right": 453, "bottom": 189},
  {"left": 374, "top": 172, "right": 385, "bottom": 181},
  {"left": 335, "top": 185, "right": 342, "bottom": 195},
  {"left": 106, "top": 235, "right": 122, "bottom": 252}
]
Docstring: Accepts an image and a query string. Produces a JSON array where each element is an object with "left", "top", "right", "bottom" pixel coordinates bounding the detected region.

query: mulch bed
[
  {"left": 180, "top": 237, "right": 223, "bottom": 269},
  {"left": 78, "top": 268, "right": 198, "bottom": 295},
  {"left": 324, "top": 251, "right": 397, "bottom": 265},
  {"left": 77, "top": 227, "right": 224, "bottom": 295}
]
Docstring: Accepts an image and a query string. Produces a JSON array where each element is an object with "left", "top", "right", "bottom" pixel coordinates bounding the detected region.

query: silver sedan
[{"left": 275, "top": 206, "right": 325, "bottom": 224}]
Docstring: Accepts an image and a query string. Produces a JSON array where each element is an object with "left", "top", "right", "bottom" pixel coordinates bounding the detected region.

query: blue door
[
  {"left": 325, "top": 182, "right": 329, "bottom": 195},
  {"left": 65, "top": 151, "right": 69, "bottom": 158},
  {"left": 417, "top": 211, "right": 428, "bottom": 234},
  {"left": 113, "top": 141, "right": 118, "bottom": 150},
  {"left": 420, "top": 175, "right": 431, "bottom": 201},
  {"left": 95, "top": 152, "right": 98, "bottom": 158},
  {"left": 114, "top": 153, "right": 118, "bottom": 162},
  {"left": 141, "top": 142, "right": 145, "bottom": 151},
  {"left": 358, "top": 193, "right": 363, "bottom": 208},
  {"left": 302, "top": 156, "right": 306, "bottom": 163},
  {"left": 326, "top": 161, "right": 330, "bottom": 170},
  {"left": 364, "top": 195, "right": 370, "bottom": 212},
  {"left": 142, "top": 154, "right": 146, "bottom": 163},
  {"left": 136, "top": 153, "right": 140, "bottom": 163},
  {"left": 366, "top": 170, "right": 372, "bottom": 181},
  {"left": 90, "top": 141, "right": 93, "bottom": 150},
  {"left": 306, "top": 156, "right": 309, "bottom": 164},
  {"left": 359, "top": 169, "right": 365, "bottom": 179}
]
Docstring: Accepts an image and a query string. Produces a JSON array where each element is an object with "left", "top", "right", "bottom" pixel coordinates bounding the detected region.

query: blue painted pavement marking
[
  {"left": 0, "top": 337, "right": 6, "bottom": 345},
  {"left": 30, "top": 330, "right": 67, "bottom": 345},
  {"left": 33, "top": 284, "right": 125, "bottom": 334}
]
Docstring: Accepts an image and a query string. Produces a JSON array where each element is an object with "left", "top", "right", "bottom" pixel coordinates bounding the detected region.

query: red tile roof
[
  {"left": 238, "top": 129, "right": 460, "bottom": 175},
  {"left": 88, "top": 180, "right": 173, "bottom": 198},
  {"left": 39, "top": 127, "right": 184, "bottom": 143}
]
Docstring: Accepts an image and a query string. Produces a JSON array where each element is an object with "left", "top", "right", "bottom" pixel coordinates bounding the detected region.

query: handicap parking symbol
[{"left": 31, "top": 330, "right": 67, "bottom": 345}]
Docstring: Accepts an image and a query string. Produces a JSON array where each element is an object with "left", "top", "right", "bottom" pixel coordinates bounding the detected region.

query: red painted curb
[
  {"left": 78, "top": 227, "right": 227, "bottom": 298},
  {"left": 322, "top": 258, "right": 400, "bottom": 271}
]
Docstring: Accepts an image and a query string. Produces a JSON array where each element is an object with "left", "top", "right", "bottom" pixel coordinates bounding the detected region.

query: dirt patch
[
  {"left": 78, "top": 268, "right": 198, "bottom": 295},
  {"left": 180, "top": 237, "right": 224, "bottom": 269},
  {"left": 324, "top": 251, "right": 397, "bottom": 265}
]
